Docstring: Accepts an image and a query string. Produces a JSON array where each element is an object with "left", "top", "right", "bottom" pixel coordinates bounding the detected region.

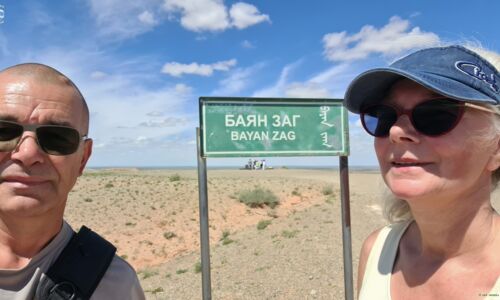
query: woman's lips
[
  {"left": 392, "top": 161, "right": 430, "bottom": 166},
  {"left": 390, "top": 159, "right": 433, "bottom": 169}
]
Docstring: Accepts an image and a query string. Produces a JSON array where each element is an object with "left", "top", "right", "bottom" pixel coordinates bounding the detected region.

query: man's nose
[{"left": 10, "top": 133, "right": 45, "bottom": 166}]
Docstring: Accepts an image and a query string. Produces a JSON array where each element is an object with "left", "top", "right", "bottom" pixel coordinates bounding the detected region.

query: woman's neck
[{"left": 407, "top": 184, "right": 498, "bottom": 260}]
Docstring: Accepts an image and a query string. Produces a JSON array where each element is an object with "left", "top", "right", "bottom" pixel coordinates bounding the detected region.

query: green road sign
[{"left": 199, "top": 97, "right": 349, "bottom": 157}]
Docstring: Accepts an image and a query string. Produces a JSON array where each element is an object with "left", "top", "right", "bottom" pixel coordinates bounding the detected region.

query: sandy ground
[{"left": 65, "top": 168, "right": 500, "bottom": 300}]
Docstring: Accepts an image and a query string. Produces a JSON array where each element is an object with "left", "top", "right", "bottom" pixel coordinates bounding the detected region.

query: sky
[{"left": 0, "top": 0, "right": 498, "bottom": 168}]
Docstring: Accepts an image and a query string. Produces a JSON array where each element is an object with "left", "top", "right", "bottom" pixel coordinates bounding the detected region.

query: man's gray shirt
[{"left": 0, "top": 221, "right": 145, "bottom": 300}]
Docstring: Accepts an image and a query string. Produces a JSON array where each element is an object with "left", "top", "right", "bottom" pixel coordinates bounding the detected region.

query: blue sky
[{"left": 0, "top": 0, "right": 498, "bottom": 167}]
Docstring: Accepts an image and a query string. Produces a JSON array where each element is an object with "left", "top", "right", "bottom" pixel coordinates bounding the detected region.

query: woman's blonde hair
[{"left": 383, "top": 44, "right": 500, "bottom": 223}]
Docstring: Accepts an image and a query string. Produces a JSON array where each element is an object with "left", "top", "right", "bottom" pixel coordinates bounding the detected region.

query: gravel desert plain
[{"left": 65, "top": 168, "right": 500, "bottom": 300}]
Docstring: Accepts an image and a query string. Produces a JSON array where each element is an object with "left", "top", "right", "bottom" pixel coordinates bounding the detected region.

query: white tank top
[{"left": 359, "top": 221, "right": 500, "bottom": 300}]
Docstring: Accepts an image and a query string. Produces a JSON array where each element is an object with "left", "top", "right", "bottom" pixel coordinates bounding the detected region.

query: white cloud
[
  {"left": 309, "top": 63, "right": 350, "bottom": 85},
  {"left": 146, "top": 111, "right": 164, "bottom": 117},
  {"left": 410, "top": 12, "right": 421, "bottom": 18},
  {"left": 87, "top": 0, "right": 269, "bottom": 39},
  {"left": 28, "top": 5, "right": 53, "bottom": 27},
  {"left": 138, "top": 117, "right": 188, "bottom": 127},
  {"left": 162, "top": 0, "right": 269, "bottom": 32},
  {"left": 90, "top": 71, "right": 108, "bottom": 79},
  {"left": 212, "top": 62, "right": 265, "bottom": 95},
  {"left": 253, "top": 61, "right": 354, "bottom": 99},
  {"left": 348, "top": 113, "right": 377, "bottom": 165},
  {"left": 252, "top": 62, "right": 298, "bottom": 97},
  {"left": 163, "top": 0, "right": 230, "bottom": 32},
  {"left": 138, "top": 10, "right": 158, "bottom": 26},
  {"left": 161, "top": 59, "right": 237, "bottom": 77},
  {"left": 135, "top": 136, "right": 150, "bottom": 143},
  {"left": 322, "top": 16, "right": 440, "bottom": 62},
  {"left": 352, "top": 116, "right": 363, "bottom": 128},
  {"left": 241, "top": 40, "right": 254, "bottom": 49},
  {"left": 174, "top": 83, "right": 192, "bottom": 94},
  {"left": 229, "top": 2, "right": 270, "bottom": 29},
  {"left": 285, "top": 83, "right": 330, "bottom": 98},
  {"left": 88, "top": 0, "right": 162, "bottom": 40}
]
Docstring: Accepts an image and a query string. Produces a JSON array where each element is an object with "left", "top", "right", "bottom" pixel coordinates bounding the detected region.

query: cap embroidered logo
[{"left": 455, "top": 61, "right": 499, "bottom": 93}]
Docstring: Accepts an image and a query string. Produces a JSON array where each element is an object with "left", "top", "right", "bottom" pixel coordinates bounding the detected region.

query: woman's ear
[{"left": 487, "top": 136, "right": 500, "bottom": 172}]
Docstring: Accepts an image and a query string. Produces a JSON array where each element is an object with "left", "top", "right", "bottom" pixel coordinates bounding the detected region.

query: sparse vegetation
[
  {"left": 255, "top": 266, "right": 271, "bottom": 272},
  {"left": 70, "top": 168, "right": 340, "bottom": 287},
  {"left": 322, "top": 186, "right": 334, "bottom": 195},
  {"left": 220, "top": 230, "right": 235, "bottom": 245},
  {"left": 194, "top": 261, "right": 202, "bottom": 273},
  {"left": 257, "top": 220, "right": 272, "bottom": 230},
  {"left": 267, "top": 210, "right": 278, "bottom": 218},
  {"left": 140, "top": 268, "right": 158, "bottom": 279},
  {"left": 169, "top": 174, "right": 181, "bottom": 182},
  {"left": 238, "top": 187, "right": 279, "bottom": 208},
  {"left": 163, "top": 231, "right": 176, "bottom": 239},
  {"left": 149, "top": 287, "right": 164, "bottom": 294},
  {"left": 222, "top": 238, "right": 234, "bottom": 245},
  {"left": 281, "top": 229, "right": 300, "bottom": 238}
]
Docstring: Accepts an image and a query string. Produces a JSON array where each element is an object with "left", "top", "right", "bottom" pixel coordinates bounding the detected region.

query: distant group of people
[{"left": 246, "top": 158, "right": 267, "bottom": 170}]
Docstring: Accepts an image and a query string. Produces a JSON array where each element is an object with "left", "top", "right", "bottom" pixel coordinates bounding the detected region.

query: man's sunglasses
[
  {"left": 0, "top": 120, "right": 88, "bottom": 155},
  {"left": 360, "top": 98, "right": 498, "bottom": 137}
]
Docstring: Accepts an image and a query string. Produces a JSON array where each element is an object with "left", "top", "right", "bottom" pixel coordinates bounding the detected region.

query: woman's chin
[{"left": 386, "top": 178, "right": 435, "bottom": 201}]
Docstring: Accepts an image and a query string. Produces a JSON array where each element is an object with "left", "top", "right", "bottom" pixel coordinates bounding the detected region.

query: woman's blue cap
[{"left": 344, "top": 45, "right": 500, "bottom": 113}]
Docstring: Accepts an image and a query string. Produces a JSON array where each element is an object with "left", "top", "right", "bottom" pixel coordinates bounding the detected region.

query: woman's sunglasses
[
  {"left": 360, "top": 97, "right": 498, "bottom": 137},
  {"left": 0, "top": 120, "right": 88, "bottom": 155}
]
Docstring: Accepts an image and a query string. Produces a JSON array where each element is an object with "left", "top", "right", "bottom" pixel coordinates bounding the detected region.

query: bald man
[{"left": 0, "top": 64, "right": 145, "bottom": 299}]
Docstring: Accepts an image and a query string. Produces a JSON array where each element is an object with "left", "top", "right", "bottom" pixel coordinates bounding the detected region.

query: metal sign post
[
  {"left": 340, "top": 155, "right": 353, "bottom": 300},
  {"left": 197, "top": 97, "right": 353, "bottom": 300},
  {"left": 196, "top": 128, "right": 212, "bottom": 300}
]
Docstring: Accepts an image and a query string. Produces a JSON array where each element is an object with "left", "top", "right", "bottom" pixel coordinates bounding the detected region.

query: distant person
[
  {"left": 0, "top": 63, "right": 145, "bottom": 299},
  {"left": 261, "top": 159, "right": 266, "bottom": 170},
  {"left": 345, "top": 45, "right": 500, "bottom": 299},
  {"left": 255, "top": 160, "right": 261, "bottom": 170}
]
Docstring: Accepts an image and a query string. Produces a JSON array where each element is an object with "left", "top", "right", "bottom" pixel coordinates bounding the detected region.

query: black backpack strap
[{"left": 35, "top": 226, "right": 117, "bottom": 300}]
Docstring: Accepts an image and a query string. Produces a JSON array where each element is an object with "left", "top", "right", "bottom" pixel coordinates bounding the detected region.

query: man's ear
[
  {"left": 78, "top": 139, "right": 92, "bottom": 176},
  {"left": 487, "top": 137, "right": 500, "bottom": 172}
]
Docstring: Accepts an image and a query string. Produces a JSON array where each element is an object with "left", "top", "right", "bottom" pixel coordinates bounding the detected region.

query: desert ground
[{"left": 65, "top": 168, "right": 500, "bottom": 300}]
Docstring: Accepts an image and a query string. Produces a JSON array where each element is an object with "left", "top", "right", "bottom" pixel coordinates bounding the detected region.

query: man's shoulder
[
  {"left": 63, "top": 223, "right": 145, "bottom": 299},
  {"left": 105, "top": 255, "right": 139, "bottom": 281},
  {"left": 92, "top": 255, "right": 145, "bottom": 300}
]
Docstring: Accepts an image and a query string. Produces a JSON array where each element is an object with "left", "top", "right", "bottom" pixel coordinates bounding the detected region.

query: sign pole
[
  {"left": 196, "top": 127, "right": 212, "bottom": 300},
  {"left": 339, "top": 155, "right": 354, "bottom": 300}
]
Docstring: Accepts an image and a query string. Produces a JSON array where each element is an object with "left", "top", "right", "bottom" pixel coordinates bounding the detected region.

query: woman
[{"left": 344, "top": 45, "right": 500, "bottom": 299}]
